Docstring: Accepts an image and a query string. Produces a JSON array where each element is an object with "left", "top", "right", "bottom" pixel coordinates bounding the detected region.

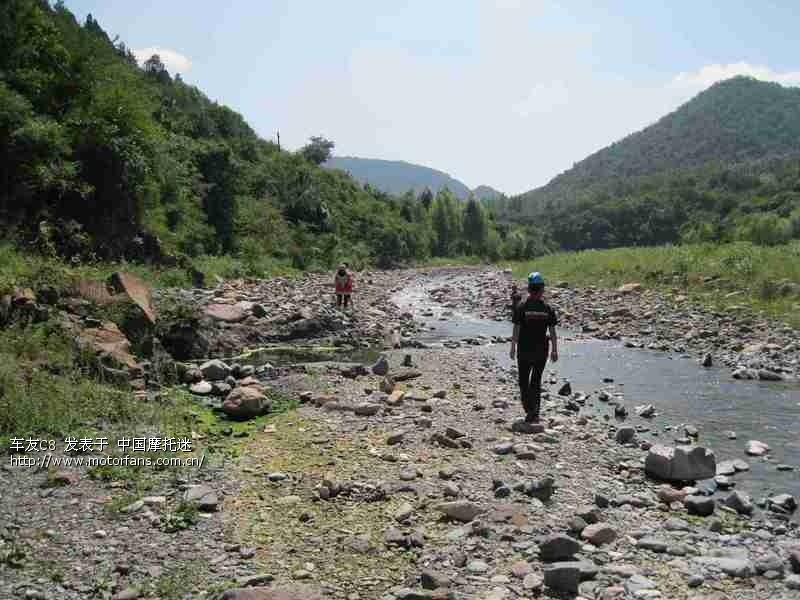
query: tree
[
  {"left": 419, "top": 187, "right": 433, "bottom": 211},
  {"left": 299, "top": 136, "right": 334, "bottom": 166},
  {"left": 462, "top": 196, "right": 488, "bottom": 254}
]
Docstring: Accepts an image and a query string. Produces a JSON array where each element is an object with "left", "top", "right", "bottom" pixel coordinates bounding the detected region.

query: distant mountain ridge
[
  {"left": 324, "top": 156, "right": 503, "bottom": 200},
  {"left": 516, "top": 76, "right": 800, "bottom": 210}
]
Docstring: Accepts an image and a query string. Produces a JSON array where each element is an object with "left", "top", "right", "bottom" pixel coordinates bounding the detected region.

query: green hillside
[
  {"left": 485, "top": 77, "right": 800, "bottom": 252},
  {"left": 517, "top": 77, "right": 800, "bottom": 212},
  {"left": 0, "top": 0, "right": 547, "bottom": 275}
]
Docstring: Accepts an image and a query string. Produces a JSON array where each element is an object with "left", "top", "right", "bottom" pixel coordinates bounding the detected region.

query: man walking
[{"left": 509, "top": 272, "right": 559, "bottom": 423}]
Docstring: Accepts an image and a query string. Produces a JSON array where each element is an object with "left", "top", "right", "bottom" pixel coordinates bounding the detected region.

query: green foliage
[
  {"left": 0, "top": 2, "right": 544, "bottom": 268},
  {"left": 516, "top": 76, "right": 800, "bottom": 212},
  {"left": 299, "top": 135, "right": 335, "bottom": 166},
  {"left": 161, "top": 501, "right": 199, "bottom": 533},
  {"left": 511, "top": 241, "right": 800, "bottom": 326}
]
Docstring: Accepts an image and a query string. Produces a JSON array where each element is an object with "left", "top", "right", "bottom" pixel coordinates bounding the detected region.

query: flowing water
[{"left": 393, "top": 277, "right": 800, "bottom": 510}]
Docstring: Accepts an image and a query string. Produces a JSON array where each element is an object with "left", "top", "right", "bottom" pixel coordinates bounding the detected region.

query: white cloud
[
  {"left": 672, "top": 62, "right": 800, "bottom": 89},
  {"left": 132, "top": 47, "right": 192, "bottom": 73}
]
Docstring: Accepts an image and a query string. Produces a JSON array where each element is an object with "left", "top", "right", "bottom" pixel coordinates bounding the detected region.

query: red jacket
[{"left": 334, "top": 272, "right": 353, "bottom": 294}]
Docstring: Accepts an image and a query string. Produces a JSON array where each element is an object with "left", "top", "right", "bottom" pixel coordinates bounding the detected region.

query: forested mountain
[
  {"left": 472, "top": 185, "right": 504, "bottom": 201},
  {"left": 482, "top": 76, "right": 800, "bottom": 251},
  {"left": 324, "top": 156, "right": 473, "bottom": 199},
  {"left": 0, "top": 0, "right": 547, "bottom": 271},
  {"left": 517, "top": 77, "right": 800, "bottom": 212}
]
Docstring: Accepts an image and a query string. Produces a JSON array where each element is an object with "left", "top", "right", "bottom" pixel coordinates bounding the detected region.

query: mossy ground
[{"left": 227, "top": 408, "right": 417, "bottom": 593}]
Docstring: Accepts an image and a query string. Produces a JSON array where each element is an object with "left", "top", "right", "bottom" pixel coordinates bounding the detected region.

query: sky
[{"left": 65, "top": 0, "right": 800, "bottom": 195}]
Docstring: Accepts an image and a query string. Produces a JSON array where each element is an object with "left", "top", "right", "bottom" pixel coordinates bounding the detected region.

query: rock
[
  {"left": 722, "top": 491, "right": 753, "bottom": 515},
  {"left": 637, "top": 537, "right": 668, "bottom": 553},
  {"left": 394, "top": 502, "right": 414, "bottom": 522},
  {"left": 354, "top": 403, "right": 380, "bottom": 416},
  {"left": 644, "top": 445, "right": 716, "bottom": 482},
  {"left": 685, "top": 425, "right": 699, "bottom": 438},
  {"left": 183, "top": 485, "right": 219, "bottom": 511},
  {"left": 618, "top": 282, "right": 642, "bottom": 294},
  {"left": 539, "top": 534, "right": 581, "bottom": 561},
  {"left": 557, "top": 382, "right": 572, "bottom": 396},
  {"left": 694, "top": 557, "right": 754, "bottom": 578},
  {"left": 767, "top": 493, "right": 797, "bottom": 513},
  {"left": 758, "top": 369, "right": 784, "bottom": 381},
  {"left": 113, "top": 589, "right": 141, "bottom": 600},
  {"left": 467, "top": 560, "right": 489, "bottom": 574},
  {"left": 51, "top": 470, "right": 78, "bottom": 486},
  {"left": 614, "top": 404, "right": 628, "bottom": 418},
  {"left": 384, "top": 527, "right": 407, "bottom": 548},
  {"left": 789, "top": 551, "right": 800, "bottom": 574},
  {"left": 372, "top": 355, "right": 390, "bottom": 376},
  {"left": 220, "top": 586, "right": 322, "bottom": 600},
  {"left": 76, "top": 322, "right": 141, "bottom": 372},
  {"left": 522, "top": 476, "right": 555, "bottom": 501},
  {"left": 512, "top": 443, "right": 537, "bottom": 460},
  {"left": 493, "top": 441, "right": 514, "bottom": 455},
  {"left": 204, "top": 303, "right": 247, "bottom": 323},
  {"left": 430, "top": 432, "right": 460, "bottom": 449},
  {"left": 435, "top": 501, "right": 484, "bottom": 522},
  {"left": 701, "top": 353, "right": 713, "bottom": 367},
  {"left": 108, "top": 272, "right": 155, "bottom": 324},
  {"left": 636, "top": 404, "right": 656, "bottom": 418},
  {"left": 684, "top": 495, "right": 715, "bottom": 517},
  {"left": 189, "top": 380, "right": 213, "bottom": 395},
  {"left": 657, "top": 485, "right": 686, "bottom": 504},
  {"left": 543, "top": 562, "right": 581, "bottom": 593},
  {"left": 581, "top": 523, "right": 617, "bottom": 546},
  {"left": 746, "top": 440, "right": 770, "bottom": 456},
  {"left": 615, "top": 426, "right": 636, "bottom": 444},
  {"left": 787, "top": 575, "right": 800, "bottom": 591},
  {"left": 222, "top": 386, "right": 271, "bottom": 419},
  {"left": 420, "top": 569, "right": 450, "bottom": 590},
  {"left": 402, "top": 354, "right": 414, "bottom": 367},
  {"left": 387, "top": 431, "right": 405, "bottom": 445},
  {"left": 716, "top": 460, "right": 736, "bottom": 476},
  {"left": 755, "top": 553, "right": 784, "bottom": 575},
  {"left": 511, "top": 561, "right": 533, "bottom": 579},
  {"left": 200, "top": 359, "right": 232, "bottom": 381}
]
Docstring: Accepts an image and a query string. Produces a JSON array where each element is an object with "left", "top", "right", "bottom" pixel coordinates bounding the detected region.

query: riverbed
[{"left": 394, "top": 275, "right": 800, "bottom": 506}]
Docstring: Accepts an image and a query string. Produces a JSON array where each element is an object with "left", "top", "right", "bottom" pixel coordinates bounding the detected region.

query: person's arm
[
  {"left": 510, "top": 323, "right": 520, "bottom": 359},
  {"left": 549, "top": 305, "right": 559, "bottom": 362},
  {"left": 549, "top": 324, "right": 558, "bottom": 362}
]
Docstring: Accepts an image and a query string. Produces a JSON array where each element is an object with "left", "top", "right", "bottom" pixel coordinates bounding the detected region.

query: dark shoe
[{"left": 524, "top": 412, "right": 540, "bottom": 424}]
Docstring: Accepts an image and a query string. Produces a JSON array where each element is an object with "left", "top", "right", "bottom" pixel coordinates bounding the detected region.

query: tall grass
[{"left": 509, "top": 241, "right": 800, "bottom": 326}]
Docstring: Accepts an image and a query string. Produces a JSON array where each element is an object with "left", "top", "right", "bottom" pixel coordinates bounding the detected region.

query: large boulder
[
  {"left": 222, "top": 386, "right": 271, "bottom": 419},
  {"left": 77, "top": 321, "right": 141, "bottom": 372},
  {"left": 108, "top": 272, "right": 155, "bottom": 325},
  {"left": 644, "top": 445, "right": 716, "bottom": 482},
  {"left": 204, "top": 303, "right": 247, "bottom": 323},
  {"left": 200, "top": 359, "right": 231, "bottom": 381}
]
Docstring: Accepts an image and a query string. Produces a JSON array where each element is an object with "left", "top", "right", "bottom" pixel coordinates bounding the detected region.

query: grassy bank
[
  {"left": 0, "top": 244, "right": 302, "bottom": 293},
  {"left": 510, "top": 242, "right": 800, "bottom": 327}
]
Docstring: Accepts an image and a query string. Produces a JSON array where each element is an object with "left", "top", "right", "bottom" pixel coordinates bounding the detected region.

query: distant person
[
  {"left": 509, "top": 271, "right": 559, "bottom": 423},
  {"left": 334, "top": 263, "right": 353, "bottom": 309}
]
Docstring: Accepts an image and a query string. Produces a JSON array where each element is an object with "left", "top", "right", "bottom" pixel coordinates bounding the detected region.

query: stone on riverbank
[
  {"left": 645, "top": 445, "right": 716, "bottom": 482},
  {"left": 222, "top": 386, "right": 270, "bottom": 419}
]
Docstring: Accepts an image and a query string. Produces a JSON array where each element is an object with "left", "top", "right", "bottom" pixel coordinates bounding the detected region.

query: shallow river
[{"left": 393, "top": 277, "right": 800, "bottom": 509}]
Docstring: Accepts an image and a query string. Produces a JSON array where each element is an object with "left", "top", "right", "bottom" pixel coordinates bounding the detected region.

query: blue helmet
[{"left": 528, "top": 271, "right": 544, "bottom": 285}]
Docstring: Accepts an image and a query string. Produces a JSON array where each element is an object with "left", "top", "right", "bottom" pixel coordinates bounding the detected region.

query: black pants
[
  {"left": 517, "top": 343, "right": 548, "bottom": 421},
  {"left": 336, "top": 294, "right": 350, "bottom": 308}
]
